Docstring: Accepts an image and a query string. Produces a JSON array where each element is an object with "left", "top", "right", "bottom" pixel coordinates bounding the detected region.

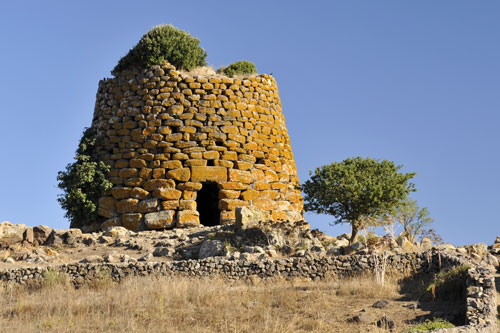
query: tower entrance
[{"left": 196, "top": 183, "right": 220, "bottom": 226}]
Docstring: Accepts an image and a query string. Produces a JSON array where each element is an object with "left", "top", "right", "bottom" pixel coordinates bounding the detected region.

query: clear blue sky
[{"left": 0, "top": 1, "right": 498, "bottom": 246}]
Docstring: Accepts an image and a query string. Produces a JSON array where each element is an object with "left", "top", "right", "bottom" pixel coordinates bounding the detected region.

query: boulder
[
  {"left": 62, "top": 229, "right": 83, "bottom": 246},
  {"left": 420, "top": 237, "right": 432, "bottom": 251},
  {"left": 105, "top": 226, "right": 129, "bottom": 239},
  {"left": 23, "top": 227, "right": 34, "bottom": 244},
  {"left": 45, "top": 229, "right": 67, "bottom": 246},
  {"left": 33, "top": 225, "right": 53, "bottom": 245},
  {"left": 0, "top": 221, "right": 26, "bottom": 247},
  {"left": 335, "top": 238, "right": 349, "bottom": 248},
  {"left": 235, "top": 206, "right": 270, "bottom": 230},
  {"left": 470, "top": 242, "right": 489, "bottom": 257},
  {"left": 436, "top": 243, "right": 456, "bottom": 252},
  {"left": 198, "top": 239, "right": 227, "bottom": 259}
]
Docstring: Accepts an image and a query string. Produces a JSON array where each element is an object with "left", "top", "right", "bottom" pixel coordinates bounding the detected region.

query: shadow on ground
[{"left": 398, "top": 272, "right": 466, "bottom": 326}]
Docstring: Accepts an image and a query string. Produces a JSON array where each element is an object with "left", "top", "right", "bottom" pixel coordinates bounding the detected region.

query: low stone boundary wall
[{"left": 0, "top": 250, "right": 496, "bottom": 332}]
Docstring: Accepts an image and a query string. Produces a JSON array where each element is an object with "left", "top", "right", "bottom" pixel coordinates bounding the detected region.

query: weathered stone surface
[
  {"left": 98, "top": 197, "right": 116, "bottom": 218},
  {"left": 138, "top": 199, "right": 159, "bottom": 213},
  {"left": 154, "top": 188, "right": 182, "bottom": 200},
  {"left": 190, "top": 166, "right": 227, "bottom": 182},
  {"left": 176, "top": 210, "right": 199, "bottom": 227},
  {"left": 33, "top": 225, "right": 53, "bottom": 245},
  {"left": 121, "top": 213, "right": 142, "bottom": 231},
  {"left": 101, "top": 217, "right": 121, "bottom": 230},
  {"left": 420, "top": 237, "right": 432, "bottom": 251},
  {"left": 235, "top": 206, "right": 271, "bottom": 230},
  {"left": 166, "top": 168, "right": 191, "bottom": 182},
  {"left": 116, "top": 199, "right": 139, "bottom": 213},
  {"left": 144, "top": 210, "right": 175, "bottom": 229},
  {"left": 104, "top": 226, "right": 129, "bottom": 238},
  {"left": 143, "top": 179, "right": 175, "bottom": 191},
  {"left": 0, "top": 221, "right": 26, "bottom": 247},
  {"left": 198, "top": 239, "right": 227, "bottom": 259}
]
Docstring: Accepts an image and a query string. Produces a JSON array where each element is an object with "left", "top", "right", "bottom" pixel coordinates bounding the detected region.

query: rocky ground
[{"left": 1, "top": 216, "right": 499, "bottom": 274}]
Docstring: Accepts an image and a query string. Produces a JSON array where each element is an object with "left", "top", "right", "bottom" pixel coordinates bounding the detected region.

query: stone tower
[{"left": 90, "top": 61, "right": 303, "bottom": 231}]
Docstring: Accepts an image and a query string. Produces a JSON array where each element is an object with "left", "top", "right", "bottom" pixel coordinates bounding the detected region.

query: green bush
[
  {"left": 425, "top": 265, "right": 469, "bottom": 301},
  {"left": 57, "top": 128, "right": 112, "bottom": 228},
  {"left": 409, "top": 318, "right": 455, "bottom": 331},
  {"left": 221, "top": 60, "right": 257, "bottom": 77},
  {"left": 112, "top": 24, "right": 207, "bottom": 75}
]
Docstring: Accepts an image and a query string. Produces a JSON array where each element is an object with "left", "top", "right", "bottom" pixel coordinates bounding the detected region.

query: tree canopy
[
  {"left": 302, "top": 157, "right": 416, "bottom": 243},
  {"left": 57, "top": 128, "right": 112, "bottom": 228},
  {"left": 389, "top": 198, "right": 433, "bottom": 243}
]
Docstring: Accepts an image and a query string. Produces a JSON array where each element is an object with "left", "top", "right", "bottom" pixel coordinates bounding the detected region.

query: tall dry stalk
[{"left": 373, "top": 251, "right": 388, "bottom": 286}]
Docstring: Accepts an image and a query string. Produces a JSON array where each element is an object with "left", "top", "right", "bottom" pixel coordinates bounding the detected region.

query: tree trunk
[{"left": 349, "top": 222, "right": 359, "bottom": 244}]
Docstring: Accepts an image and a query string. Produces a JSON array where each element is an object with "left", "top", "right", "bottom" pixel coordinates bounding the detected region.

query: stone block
[
  {"left": 122, "top": 213, "right": 142, "bottom": 231},
  {"left": 101, "top": 217, "right": 121, "bottom": 231},
  {"left": 161, "top": 200, "right": 179, "bottom": 210},
  {"left": 176, "top": 210, "right": 200, "bottom": 228},
  {"left": 176, "top": 182, "right": 203, "bottom": 191},
  {"left": 143, "top": 179, "right": 175, "bottom": 191},
  {"left": 219, "top": 190, "right": 240, "bottom": 199},
  {"left": 180, "top": 200, "right": 197, "bottom": 210},
  {"left": 240, "top": 189, "right": 260, "bottom": 201},
  {"left": 98, "top": 197, "right": 116, "bottom": 218},
  {"left": 219, "top": 199, "right": 248, "bottom": 211},
  {"left": 152, "top": 187, "right": 181, "bottom": 200},
  {"left": 111, "top": 186, "right": 132, "bottom": 199},
  {"left": 162, "top": 160, "right": 183, "bottom": 169},
  {"left": 228, "top": 169, "right": 252, "bottom": 184},
  {"left": 144, "top": 210, "right": 175, "bottom": 229},
  {"left": 167, "top": 105, "right": 184, "bottom": 115},
  {"left": 119, "top": 168, "right": 138, "bottom": 178},
  {"left": 167, "top": 168, "right": 191, "bottom": 181},
  {"left": 235, "top": 207, "right": 270, "bottom": 230},
  {"left": 138, "top": 199, "right": 159, "bottom": 213},
  {"left": 190, "top": 166, "right": 227, "bottom": 182},
  {"left": 130, "top": 187, "right": 149, "bottom": 199},
  {"left": 116, "top": 199, "right": 139, "bottom": 213},
  {"left": 130, "top": 158, "right": 147, "bottom": 168}
]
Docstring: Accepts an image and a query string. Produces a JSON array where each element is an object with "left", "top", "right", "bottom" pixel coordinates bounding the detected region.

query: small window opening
[
  {"left": 196, "top": 182, "right": 220, "bottom": 226},
  {"left": 207, "top": 160, "right": 215, "bottom": 166}
]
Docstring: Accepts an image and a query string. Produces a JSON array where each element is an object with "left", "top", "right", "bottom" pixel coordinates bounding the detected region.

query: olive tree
[{"left": 302, "top": 157, "right": 416, "bottom": 244}]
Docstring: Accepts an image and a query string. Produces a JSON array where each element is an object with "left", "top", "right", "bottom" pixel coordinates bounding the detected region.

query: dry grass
[{"left": 0, "top": 273, "right": 442, "bottom": 333}]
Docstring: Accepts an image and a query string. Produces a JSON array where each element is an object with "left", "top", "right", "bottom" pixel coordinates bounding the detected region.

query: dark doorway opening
[{"left": 196, "top": 182, "right": 220, "bottom": 226}]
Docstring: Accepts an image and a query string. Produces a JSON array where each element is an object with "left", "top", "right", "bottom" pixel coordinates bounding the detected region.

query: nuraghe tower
[{"left": 88, "top": 61, "right": 303, "bottom": 231}]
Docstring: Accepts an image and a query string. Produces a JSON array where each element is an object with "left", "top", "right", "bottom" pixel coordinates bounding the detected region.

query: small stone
[
  {"left": 377, "top": 316, "right": 395, "bottom": 329},
  {"left": 372, "top": 299, "right": 390, "bottom": 309},
  {"left": 139, "top": 253, "right": 153, "bottom": 261},
  {"left": 352, "top": 312, "right": 372, "bottom": 323},
  {"left": 80, "top": 255, "right": 104, "bottom": 263}
]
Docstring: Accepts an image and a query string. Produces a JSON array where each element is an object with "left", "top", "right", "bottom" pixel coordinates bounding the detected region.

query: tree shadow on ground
[{"left": 398, "top": 271, "right": 466, "bottom": 326}]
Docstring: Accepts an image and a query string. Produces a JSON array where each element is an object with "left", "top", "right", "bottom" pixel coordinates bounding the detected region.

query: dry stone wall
[
  {"left": 0, "top": 250, "right": 496, "bottom": 332},
  {"left": 90, "top": 61, "right": 303, "bottom": 231}
]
